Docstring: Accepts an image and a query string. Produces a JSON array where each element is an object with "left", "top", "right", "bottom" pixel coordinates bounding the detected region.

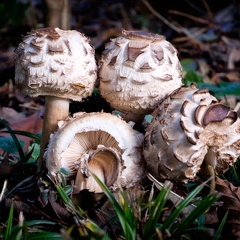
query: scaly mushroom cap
[
  {"left": 99, "top": 30, "right": 183, "bottom": 122},
  {"left": 15, "top": 27, "right": 97, "bottom": 101},
  {"left": 45, "top": 112, "right": 145, "bottom": 193},
  {"left": 143, "top": 84, "right": 240, "bottom": 183}
]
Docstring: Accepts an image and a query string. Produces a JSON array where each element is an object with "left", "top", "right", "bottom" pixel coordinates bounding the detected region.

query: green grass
[{"left": 0, "top": 118, "right": 231, "bottom": 239}]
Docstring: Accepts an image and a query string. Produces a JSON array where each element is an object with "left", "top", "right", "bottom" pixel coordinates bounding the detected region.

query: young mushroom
[
  {"left": 44, "top": 112, "right": 145, "bottom": 193},
  {"left": 98, "top": 29, "right": 183, "bottom": 123},
  {"left": 15, "top": 27, "right": 97, "bottom": 170},
  {"left": 143, "top": 84, "right": 240, "bottom": 183}
]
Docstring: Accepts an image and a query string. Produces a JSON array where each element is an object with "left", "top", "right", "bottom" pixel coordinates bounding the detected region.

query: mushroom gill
[
  {"left": 143, "top": 84, "right": 240, "bottom": 183},
  {"left": 45, "top": 112, "right": 145, "bottom": 193}
]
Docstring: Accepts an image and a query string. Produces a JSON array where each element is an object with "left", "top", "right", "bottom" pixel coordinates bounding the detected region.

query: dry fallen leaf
[
  {"left": 215, "top": 177, "right": 240, "bottom": 224},
  {"left": 0, "top": 111, "right": 43, "bottom": 152},
  {"left": 0, "top": 107, "right": 25, "bottom": 123}
]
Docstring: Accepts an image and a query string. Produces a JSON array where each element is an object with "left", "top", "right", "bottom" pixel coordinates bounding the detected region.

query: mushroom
[
  {"left": 98, "top": 29, "right": 183, "bottom": 123},
  {"left": 15, "top": 27, "right": 97, "bottom": 170},
  {"left": 143, "top": 84, "right": 240, "bottom": 183},
  {"left": 44, "top": 112, "right": 145, "bottom": 193}
]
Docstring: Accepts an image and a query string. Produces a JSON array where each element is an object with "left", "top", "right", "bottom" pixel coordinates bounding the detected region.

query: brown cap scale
[
  {"left": 99, "top": 30, "right": 183, "bottom": 123},
  {"left": 143, "top": 84, "right": 240, "bottom": 183},
  {"left": 44, "top": 112, "right": 145, "bottom": 193},
  {"left": 15, "top": 28, "right": 97, "bottom": 170}
]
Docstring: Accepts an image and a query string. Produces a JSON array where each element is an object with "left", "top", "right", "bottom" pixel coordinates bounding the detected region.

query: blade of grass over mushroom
[
  {"left": 0, "top": 119, "right": 25, "bottom": 161},
  {"left": 92, "top": 172, "right": 137, "bottom": 239},
  {"left": 143, "top": 181, "right": 172, "bottom": 239},
  {"left": 160, "top": 178, "right": 212, "bottom": 233}
]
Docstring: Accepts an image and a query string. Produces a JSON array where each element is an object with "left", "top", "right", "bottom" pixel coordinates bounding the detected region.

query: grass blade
[
  {"left": 160, "top": 179, "right": 210, "bottom": 233},
  {"left": 172, "top": 191, "right": 220, "bottom": 236},
  {"left": 55, "top": 182, "right": 110, "bottom": 238},
  {"left": 0, "top": 119, "right": 25, "bottom": 161},
  {"left": 23, "top": 231, "right": 63, "bottom": 240},
  {"left": 213, "top": 210, "right": 228, "bottom": 240},
  {"left": 0, "top": 130, "right": 41, "bottom": 143},
  {"left": 4, "top": 203, "right": 14, "bottom": 239},
  {"left": 143, "top": 181, "right": 172, "bottom": 239},
  {"left": 55, "top": 184, "right": 83, "bottom": 215},
  {"left": 92, "top": 172, "right": 136, "bottom": 239}
]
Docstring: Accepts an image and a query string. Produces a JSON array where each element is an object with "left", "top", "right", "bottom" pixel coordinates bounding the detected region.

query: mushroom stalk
[
  {"left": 14, "top": 27, "right": 97, "bottom": 173},
  {"left": 75, "top": 148, "right": 121, "bottom": 193},
  {"left": 38, "top": 96, "right": 69, "bottom": 170}
]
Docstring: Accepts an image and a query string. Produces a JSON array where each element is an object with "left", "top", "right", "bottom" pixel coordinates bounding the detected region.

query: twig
[
  {"left": 201, "top": 0, "right": 213, "bottom": 21},
  {"left": 169, "top": 10, "right": 211, "bottom": 25},
  {"left": 0, "top": 180, "right": 7, "bottom": 202},
  {"left": 18, "top": 103, "right": 42, "bottom": 111},
  {"left": 141, "top": 0, "right": 181, "bottom": 33},
  {"left": 141, "top": 0, "right": 206, "bottom": 49},
  {"left": 172, "top": 25, "right": 211, "bottom": 43}
]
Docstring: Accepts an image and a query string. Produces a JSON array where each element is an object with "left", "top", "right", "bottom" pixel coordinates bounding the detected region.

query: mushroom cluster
[
  {"left": 99, "top": 30, "right": 183, "bottom": 123},
  {"left": 143, "top": 84, "right": 240, "bottom": 183},
  {"left": 45, "top": 112, "right": 145, "bottom": 193},
  {"left": 15, "top": 27, "right": 240, "bottom": 195},
  {"left": 15, "top": 27, "right": 97, "bottom": 169}
]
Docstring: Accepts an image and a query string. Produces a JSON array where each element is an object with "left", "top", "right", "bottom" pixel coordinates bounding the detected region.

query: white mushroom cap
[
  {"left": 143, "top": 84, "right": 240, "bottom": 183},
  {"left": 45, "top": 112, "right": 145, "bottom": 193},
  {"left": 15, "top": 27, "right": 97, "bottom": 101},
  {"left": 99, "top": 30, "right": 183, "bottom": 122}
]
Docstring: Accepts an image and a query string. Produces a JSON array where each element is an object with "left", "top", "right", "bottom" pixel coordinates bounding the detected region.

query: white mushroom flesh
[
  {"left": 143, "top": 84, "right": 240, "bottom": 182},
  {"left": 99, "top": 30, "right": 183, "bottom": 122},
  {"left": 45, "top": 112, "right": 145, "bottom": 193},
  {"left": 15, "top": 27, "right": 97, "bottom": 101}
]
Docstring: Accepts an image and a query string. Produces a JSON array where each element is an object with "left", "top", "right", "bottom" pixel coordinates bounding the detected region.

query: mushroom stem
[
  {"left": 74, "top": 148, "right": 120, "bottom": 193},
  {"left": 38, "top": 96, "right": 69, "bottom": 172}
]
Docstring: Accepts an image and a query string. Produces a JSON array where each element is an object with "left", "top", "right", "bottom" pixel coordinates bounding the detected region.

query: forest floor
[{"left": 0, "top": 0, "right": 240, "bottom": 239}]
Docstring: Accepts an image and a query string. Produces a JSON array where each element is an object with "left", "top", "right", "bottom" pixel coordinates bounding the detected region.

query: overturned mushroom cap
[
  {"left": 15, "top": 27, "right": 97, "bottom": 101},
  {"left": 143, "top": 84, "right": 240, "bottom": 183},
  {"left": 99, "top": 30, "right": 183, "bottom": 122},
  {"left": 45, "top": 112, "right": 145, "bottom": 193}
]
